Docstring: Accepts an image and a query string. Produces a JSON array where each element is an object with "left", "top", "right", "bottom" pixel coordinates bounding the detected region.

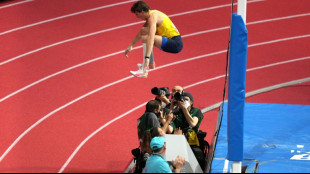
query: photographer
[
  {"left": 137, "top": 100, "right": 174, "bottom": 141},
  {"left": 171, "top": 85, "right": 184, "bottom": 98},
  {"left": 167, "top": 85, "right": 184, "bottom": 114},
  {"left": 173, "top": 92, "right": 203, "bottom": 135},
  {"left": 134, "top": 100, "right": 174, "bottom": 172},
  {"left": 172, "top": 92, "right": 208, "bottom": 170}
]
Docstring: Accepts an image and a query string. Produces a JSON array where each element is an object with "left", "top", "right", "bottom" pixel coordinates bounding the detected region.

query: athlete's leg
[
  {"left": 141, "top": 34, "right": 162, "bottom": 69},
  {"left": 130, "top": 28, "right": 149, "bottom": 78},
  {"left": 130, "top": 26, "right": 156, "bottom": 78},
  {"left": 149, "top": 51, "right": 155, "bottom": 69},
  {"left": 153, "top": 35, "right": 163, "bottom": 49},
  {"left": 141, "top": 33, "right": 154, "bottom": 68}
]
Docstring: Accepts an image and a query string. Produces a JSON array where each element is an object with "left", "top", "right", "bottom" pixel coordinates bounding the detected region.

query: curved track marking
[
  {"left": 1, "top": 13, "right": 309, "bottom": 102},
  {"left": 59, "top": 56, "right": 310, "bottom": 173},
  {"left": 0, "top": 0, "right": 264, "bottom": 66},
  {"left": 0, "top": 0, "right": 33, "bottom": 10},
  {"left": 0, "top": 0, "right": 137, "bottom": 35},
  {"left": 0, "top": 21, "right": 142, "bottom": 66},
  {"left": 202, "top": 77, "right": 310, "bottom": 113},
  {"left": 1, "top": 35, "right": 309, "bottom": 163},
  {"left": 0, "top": 76, "right": 133, "bottom": 163}
]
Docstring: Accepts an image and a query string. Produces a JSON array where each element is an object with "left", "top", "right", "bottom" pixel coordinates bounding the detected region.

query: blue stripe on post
[{"left": 227, "top": 13, "right": 248, "bottom": 161}]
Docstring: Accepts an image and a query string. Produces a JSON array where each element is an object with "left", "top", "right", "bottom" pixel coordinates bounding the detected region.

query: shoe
[{"left": 130, "top": 69, "right": 148, "bottom": 78}]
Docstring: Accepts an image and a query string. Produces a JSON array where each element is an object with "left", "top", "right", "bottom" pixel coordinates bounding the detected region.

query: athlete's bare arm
[{"left": 125, "top": 29, "right": 143, "bottom": 58}]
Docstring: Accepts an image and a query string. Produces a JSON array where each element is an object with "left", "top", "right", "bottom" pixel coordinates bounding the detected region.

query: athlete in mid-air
[{"left": 125, "top": 1, "right": 183, "bottom": 78}]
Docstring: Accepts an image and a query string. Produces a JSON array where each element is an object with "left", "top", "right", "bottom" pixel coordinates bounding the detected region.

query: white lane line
[
  {"left": 58, "top": 102, "right": 147, "bottom": 173},
  {"left": 0, "top": 0, "right": 33, "bottom": 10},
  {"left": 0, "top": 76, "right": 133, "bottom": 163},
  {"left": 59, "top": 56, "right": 310, "bottom": 173},
  {"left": 0, "top": 0, "right": 137, "bottom": 35},
  {"left": 202, "top": 76, "right": 310, "bottom": 113},
  {"left": 1, "top": 13, "right": 309, "bottom": 102},
  {"left": 0, "top": 0, "right": 265, "bottom": 66},
  {"left": 1, "top": 35, "right": 309, "bottom": 165},
  {"left": 1, "top": 32, "right": 310, "bottom": 103}
]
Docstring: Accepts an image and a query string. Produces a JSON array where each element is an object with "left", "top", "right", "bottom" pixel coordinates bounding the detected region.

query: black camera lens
[
  {"left": 151, "top": 87, "right": 170, "bottom": 98},
  {"left": 174, "top": 92, "right": 183, "bottom": 101},
  {"left": 151, "top": 87, "right": 160, "bottom": 95}
]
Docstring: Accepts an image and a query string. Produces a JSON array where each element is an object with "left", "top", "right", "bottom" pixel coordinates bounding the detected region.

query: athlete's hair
[{"left": 131, "top": 1, "right": 150, "bottom": 13}]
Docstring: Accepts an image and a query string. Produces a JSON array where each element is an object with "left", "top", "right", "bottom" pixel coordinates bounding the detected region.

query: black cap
[{"left": 183, "top": 92, "right": 194, "bottom": 102}]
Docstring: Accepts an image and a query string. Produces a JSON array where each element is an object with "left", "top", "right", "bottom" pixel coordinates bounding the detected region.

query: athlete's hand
[
  {"left": 143, "top": 58, "right": 149, "bottom": 71},
  {"left": 125, "top": 45, "right": 132, "bottom": 58}
]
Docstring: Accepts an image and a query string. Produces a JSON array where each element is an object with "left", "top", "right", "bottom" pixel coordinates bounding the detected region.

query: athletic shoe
[{"left": 130, "top": 69, "right": 148, "bottom": 78}]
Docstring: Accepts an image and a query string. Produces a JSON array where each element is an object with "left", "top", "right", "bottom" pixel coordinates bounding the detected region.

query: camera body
[
  {"left": 162, "top": 107, "right": 181, "bottom": 116},
  {"left": 151, "top": 87, "right": 170, "bottom": 98},
  {"left": 171, "top": 91, "right": 185, "bottom": 115}
]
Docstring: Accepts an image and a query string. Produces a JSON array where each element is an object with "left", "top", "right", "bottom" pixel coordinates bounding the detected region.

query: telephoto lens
[
  {"left": 174, "top": 92, "right": 184, "bottom": 101},
  {"left": 151, "top": 87, "right": 161, "bottom": 95},
  {"left": 151, "top": 87, "right": 170, "bottom": 98}
]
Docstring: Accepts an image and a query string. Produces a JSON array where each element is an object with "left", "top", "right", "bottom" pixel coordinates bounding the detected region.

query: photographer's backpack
[
  {"left": 190, "top": 130, "right": 210, "bottom": 171},
  {"left": 131, "top": 148, "right": 146, "bottom": 173}
]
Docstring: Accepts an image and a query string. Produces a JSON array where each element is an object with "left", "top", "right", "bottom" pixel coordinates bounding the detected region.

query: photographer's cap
[
  {"left": 183, "top": 92, "right": 194, "bottom": 102},
  {"left": 150, "top": 137, "right": 166, "bottom": 150}
]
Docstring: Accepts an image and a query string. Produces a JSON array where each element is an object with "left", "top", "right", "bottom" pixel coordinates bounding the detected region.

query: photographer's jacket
[
  {"left": 174, "top": 107, "right": 204, "bottom": 134},
  {"left": 137, "top": 112, "right": 161, "bottom": 139}
]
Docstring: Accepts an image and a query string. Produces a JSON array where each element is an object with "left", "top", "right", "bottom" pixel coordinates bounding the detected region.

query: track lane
[
  {"left": 0, "top": 0, "right": 234, "bottom": 64},
  {"left": 1, "top": 32, "right": 309, "bottom": 152},
  {"left": 0, "top": 0, "right": 310, "bottom": 173},
  {"left": 0, "top": 27, "right": 230, "bottom": 159},
  {"left": 246, "top": 81, "right": 310, "bottom": 105},
  {"left": 0, "top": 0, "right": 127, "bottom": 33},
  {"left": 0, "top": 3, "right": 240, "bottom": 98},
  {"left": 0, "top": 2, "right": 139, "bottom": 63},
  {"left": 1, "top": 0, "right": 234, "bottom": 35},
  {"left": 0, "top": 23, "right": 309, "bottom": 162},
  {"left": 0, "top": 0, "right": 33, "bottom": 10},
  {"left": 60, "top": 57, "right": 310, "bottom": 173},
  {"left": 2, "top": 45, "right": 307, "bottom": 172},
  {"left": 1, "top": 11, "right": 309, "bottom": 101}
]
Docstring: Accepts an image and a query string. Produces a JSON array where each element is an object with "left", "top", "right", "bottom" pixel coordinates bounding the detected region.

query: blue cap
[{"left": 150, "top": 137, "right": 166, "bottom": 150}]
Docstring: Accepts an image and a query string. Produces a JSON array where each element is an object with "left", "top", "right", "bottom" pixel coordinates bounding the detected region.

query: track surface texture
[{"left": 0, "top": 0, "right": 309, "bottom": 172}]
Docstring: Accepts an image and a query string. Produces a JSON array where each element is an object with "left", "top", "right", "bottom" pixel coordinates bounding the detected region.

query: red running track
[{"left": 0, "top": 0, "right": 309, "bottom": 172}]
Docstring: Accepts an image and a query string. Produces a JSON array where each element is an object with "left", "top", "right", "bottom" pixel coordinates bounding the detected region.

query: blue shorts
[{"left": 161, "top": 35, "right": 183, "bottom": 53}]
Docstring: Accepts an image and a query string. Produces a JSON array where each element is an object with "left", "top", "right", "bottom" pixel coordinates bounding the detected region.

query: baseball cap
[
  {"left": 183, "top": 92, "right": 194, "bottom": 102},
  {"left": 150, "top": 137, "right": 166, "bottom": 150}
]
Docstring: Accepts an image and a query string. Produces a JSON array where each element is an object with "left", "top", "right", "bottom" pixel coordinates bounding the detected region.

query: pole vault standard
[
  {"left": 238, "top": 0, "right": 247, "bottom": 24},
  {"left": 227, "top": 0, "right": 247, "bottom": 173}
]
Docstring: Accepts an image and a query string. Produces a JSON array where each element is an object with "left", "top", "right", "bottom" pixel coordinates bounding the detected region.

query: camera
[
  {"left": 172, "top": 92, "right": 185, "bottom": 115},
  {"left": 162, "top": 107, "right": 171, "bottom": 115},
  {"left": 162, "top": 107, "right": 181, "bottom": 116},
  {"left": 173, "top": 92, "right": 184, "bottom": 101},
  {"left": 151, "top": 87, "right": 170, "bottom": 98}
]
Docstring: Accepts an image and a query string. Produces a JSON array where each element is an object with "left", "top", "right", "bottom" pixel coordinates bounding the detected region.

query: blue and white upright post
[{"left": 227, "top": 0, "right": 248, "bottom": 173}]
